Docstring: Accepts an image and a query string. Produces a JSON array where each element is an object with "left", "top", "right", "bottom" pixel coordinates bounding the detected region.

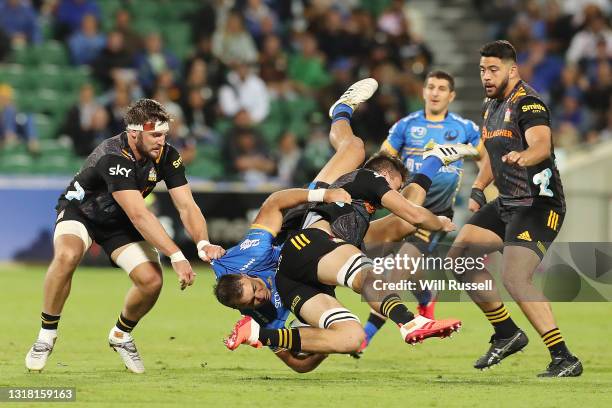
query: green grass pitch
[{"left": 1, "top": 264, "right": 611, "bottom": 407}]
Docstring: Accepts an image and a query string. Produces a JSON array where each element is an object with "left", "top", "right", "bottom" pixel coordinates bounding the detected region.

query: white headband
[{"left": 126, "top": 121, "right": 169, "bottom": 132}]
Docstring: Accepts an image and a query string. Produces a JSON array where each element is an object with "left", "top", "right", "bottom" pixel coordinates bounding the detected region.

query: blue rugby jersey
[
  {"left": 383, "top": 110, "right": 482, "bottom": 215},
  {"left": 211, "top": 224, "right": 288, "bottom": 330}
]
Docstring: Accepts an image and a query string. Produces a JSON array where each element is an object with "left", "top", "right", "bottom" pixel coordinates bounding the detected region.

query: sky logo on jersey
[
  {"left": 240, "top": 239, "right": 260, "bottom": 250},
  {"left": 109, "top": 165, "right": 132, "bottom": 177},
  {"left": 410, "top": 126, "right": 427, "bottom": 139}
]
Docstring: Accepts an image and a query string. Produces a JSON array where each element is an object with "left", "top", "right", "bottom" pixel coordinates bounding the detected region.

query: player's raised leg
[
  {"left": 25, "top": 223, "right": 91, "bottom": 372},
  {"left": 107, "top": 242, "right": 163, "bottom": 374},
  {"left": 309, "top": 78, "right": 378, "bottom": 187}
]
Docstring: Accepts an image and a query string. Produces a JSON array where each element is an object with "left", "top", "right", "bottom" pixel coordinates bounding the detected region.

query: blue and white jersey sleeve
[{"left": 382, "top": 119, "right": 408, "bottom": 157}]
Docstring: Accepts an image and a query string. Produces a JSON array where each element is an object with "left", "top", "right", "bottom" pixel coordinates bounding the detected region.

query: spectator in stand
[
  {"left": 0, "top": 84, "right": 39, "bottom": 154},
  {"left": 287, "top": 32, "right": 331, "bottom": 91},
  {"left": 105, "top": 85, "right": 132, "bottom": 136},
  {"left": 183, "top": 87, "right": 217, "bottom": 143},
  {"left": 0, "top": 0, "right": 42, "bottom": 46},
  {"left": 219, "top": 60, "right": 270, "bottom": 124},
  {"left": 155, "top": 70, "right": 182, "bottom": 103},
  {"left": 258, "top": 34, "right": 293, "bottom": 100},
  {"left": 243, "top": 0, "right": 278, "bottom": 46},
  {"left": 312, "top": 7, "right": 361, "bottom": 62},
  {"left": 212, "top": 10, "right": 258, "bottom": 65},
  {"left": 166, "top": 115, "right": 196, "bottom": 165},
  {"left": 185, "top": 36, "right": 226, "bottom": 89},
  {"left": 152, "top": 87, "right": 184, "bottom": 124},
  {"left": 553, "top": 90, "right": 592, "bottom": 138},
  {"left": 222, "top": 114, "right": 275, "bottom": 184},
  {"left": 68, "top": 13, "right": 105, "bottom": 66},
  {"left": 136, "top": 32, "right": 180, "bottom": 96},
  {"left": 566, "top": 8, "right": 612, "bottom": 65},
  {"left": 544, "top": 0, "right": 575, "bottom": 55},
  {"left": 518, "top": 40, "right": 564, "bottom": 95},
  {"left": 55, "top": 0, "right": 100, "bottom": 40},
  {"left": 112, "top": 9, "right": 142, "bottom": 59},
  {"left": 275, "top": 131, "right": 301, "bottom": 186},
  {"left": 549, "top": 64, "right": 589, "bottom": 111},
  {"left": 92, "top": 31, "right": 134, "bottom": 88},
  {"left": 60, "top": 83, "right": 105, "bottom": 156},
  {"left": 584, "top": 60, "right": 612, "bottom": 129}
]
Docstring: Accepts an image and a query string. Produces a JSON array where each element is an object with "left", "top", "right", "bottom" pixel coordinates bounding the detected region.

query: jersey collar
[{"left": 120, "top": 132, "right": 136, "bottom": 162}]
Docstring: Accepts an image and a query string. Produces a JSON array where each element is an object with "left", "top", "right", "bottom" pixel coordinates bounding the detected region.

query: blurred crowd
[
  {"left": 0, "top": 0, "right": 610, "bottom": 184},
  {"left": 475, "top": 0, "right": 612, "bottom": 146}
]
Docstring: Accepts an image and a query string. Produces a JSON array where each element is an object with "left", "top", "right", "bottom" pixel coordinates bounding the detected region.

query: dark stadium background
[{"left": 0, "top": 0, "right": 610, "bottom": 262}]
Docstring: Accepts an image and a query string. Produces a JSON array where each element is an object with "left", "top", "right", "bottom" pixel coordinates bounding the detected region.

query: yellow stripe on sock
[
  {"left": 542, "top": 329, "right": 561, "bottom": 341},
  {"left": 118, "top": 316, "right": 134, "bottom": 329},
  {"left": 544, "top": 334, "right": 563, "bottom": 345},
  {"left": 484, "top": 306, "right": 506, "bottom": 316},
  {"left": 546, "top": 337, "right": 564, "bottom": 347},
  {"left": 488, "top": 312, "right": 510, "bottom": 323},
  {"left": 288, "top": 330, "right": 293, "bottom": 350},
  {"left": 382, "top": 300, "right": 399, "bottom": 316}
]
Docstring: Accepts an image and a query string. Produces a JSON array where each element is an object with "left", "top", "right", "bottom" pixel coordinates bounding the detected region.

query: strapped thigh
[{"left": 114, "top": 241, "right": 160, "bottom": 275}]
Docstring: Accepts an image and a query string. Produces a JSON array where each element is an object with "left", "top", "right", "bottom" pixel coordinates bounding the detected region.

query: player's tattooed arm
[
  {"left": 253, "top": 188, "right": 352, "bottom": 235},
  {"left": 274, "top": 349, "right": 328, "bottom": 373},
  {"left": 168, "top": 184, "right": 225, "bottom": 262},
  {"left": 381, "top": 190, "right": 456, "bottom": 232}
]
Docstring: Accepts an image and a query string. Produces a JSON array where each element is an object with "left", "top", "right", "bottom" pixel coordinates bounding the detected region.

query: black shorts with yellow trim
[
  {"left": 275, "top": 228, "right": 349, "bottom": 320},
  {"left": 467, "top": 198, "right": 564, "bottom": 260}
]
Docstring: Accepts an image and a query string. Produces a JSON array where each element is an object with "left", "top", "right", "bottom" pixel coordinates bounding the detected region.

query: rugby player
[
  {"left": 447, "top": 40, "right": 582, "bottom": 377},
  {"left": 359, "top": 70, "right": 483, "bottom": 352},
  {"left": 223, "top": 81, "right": 470, "bottom": 357},
  {"left": 25, "top": 99, "right": 224, "bottom": 374}
]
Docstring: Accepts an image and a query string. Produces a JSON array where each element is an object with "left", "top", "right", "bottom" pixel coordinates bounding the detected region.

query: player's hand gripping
[
  {"left": 323, "top": 188, "right": 352, "bottom": 204},
  {"left": 198, "top": 243, "right": 225, "bottom": 262},
  {"left": 501, "top": 151, "right": 527, "bottom": 167},
  {"left": 438, "top": 216, "right": 456, "bottom": 232},
  {"left": 171, "top": 259, "right": 196, "bottom": 290}
]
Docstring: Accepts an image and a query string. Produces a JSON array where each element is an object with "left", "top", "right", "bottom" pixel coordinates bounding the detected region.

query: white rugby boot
[
  {"left": 423, "top": 142, "right": 479, "bottom": 165},
  {"left": 25, "top": 331, "right": 57, "bottom": 372},
  {"left": 108, "top": 328, "right": 145, "bottom": 374},
  {"left": 329, "top": 78, "right": 379, "bottom": 118}
]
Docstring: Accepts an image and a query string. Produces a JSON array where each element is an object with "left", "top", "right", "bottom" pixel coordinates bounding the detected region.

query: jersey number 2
[
  {"left": 66, "top": 181, "right": 85, "bottom": 201},
  {"left": 533, "top": 168, "right": 553, "bottom": 197}
]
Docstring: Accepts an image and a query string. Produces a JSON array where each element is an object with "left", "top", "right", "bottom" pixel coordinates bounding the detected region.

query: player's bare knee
[
  {"left": 136, "top": 268, "right": 163, "bottom": 295},
  {"left": 330, "top": 323, "right": 365, "bottom": 353},
  {"left": 52, "top": 249, "right": 81, "bottom": 272},
  {"left": 346, "top": 136, "right": 365, "bottom": 162}
]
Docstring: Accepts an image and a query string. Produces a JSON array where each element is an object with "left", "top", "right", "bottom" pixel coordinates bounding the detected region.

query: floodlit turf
[{"left": 1, "top": 264, "right": 611, "bottom": 407}]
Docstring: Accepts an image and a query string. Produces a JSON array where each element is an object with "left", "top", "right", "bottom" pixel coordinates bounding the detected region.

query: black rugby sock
[
  {"left": 484, "top": 304, "right": 519, "bottom": 338},
  {"left": 380, "top": 295, "right": 415, "bottom": 326}
]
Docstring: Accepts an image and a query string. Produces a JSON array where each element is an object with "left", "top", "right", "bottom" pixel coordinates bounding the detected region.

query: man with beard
[
  {"left": 25, "top": 99, "right": 225, "bottom": 374},
  {"left": 446, "top": 40, "right": 582, "bottom": 377}
]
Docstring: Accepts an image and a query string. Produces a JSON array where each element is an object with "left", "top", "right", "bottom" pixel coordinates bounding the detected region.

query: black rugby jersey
[
  {"left": 310, "top": 168, "right": 392, "bottom": 247},
  {"left": 56, "top": 132, "right": 187, "bottom": 225},
  {"left": 481, "top": 80, "right": 565, "bottom": 210}
]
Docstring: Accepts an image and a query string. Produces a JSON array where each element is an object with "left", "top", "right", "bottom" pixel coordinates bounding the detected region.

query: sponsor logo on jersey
[
  {"left": 410, "top": 126, "right": 427, "bottom": 139},
  {"left": 291, "top": 295, "right": 301, "bottom": 312},
  {"left": 273, "top": 291, "right": 282, "bottom": 308},
  {"left": 148, "top": 168, "right": 157, "bottom": 182},
  {"left": 173, "top": 156, "right": 183, "bottom": 168},
  {"left": 516, "top": 231, "right": 532, "bottom": 241},
  {"left": 427, "top": 124, "right": 443, "bottom": 129},
  {"left": 482, "top": 126, "right": 514, "bottom": 140},
  {"left": 239, "top": 257, "right": 256, "bottom": 271},
  {"left": 521, "top": 103, "right": 546, "bottom": 113},
  {"left": 109, "top": 165, "right": 132, "bottom": 177},
  {"left": 240, "top": 238, "right": 260, "bottom": 250},
  {"left": 444, "top": 129, "right": 459, "bottom": 141}
]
